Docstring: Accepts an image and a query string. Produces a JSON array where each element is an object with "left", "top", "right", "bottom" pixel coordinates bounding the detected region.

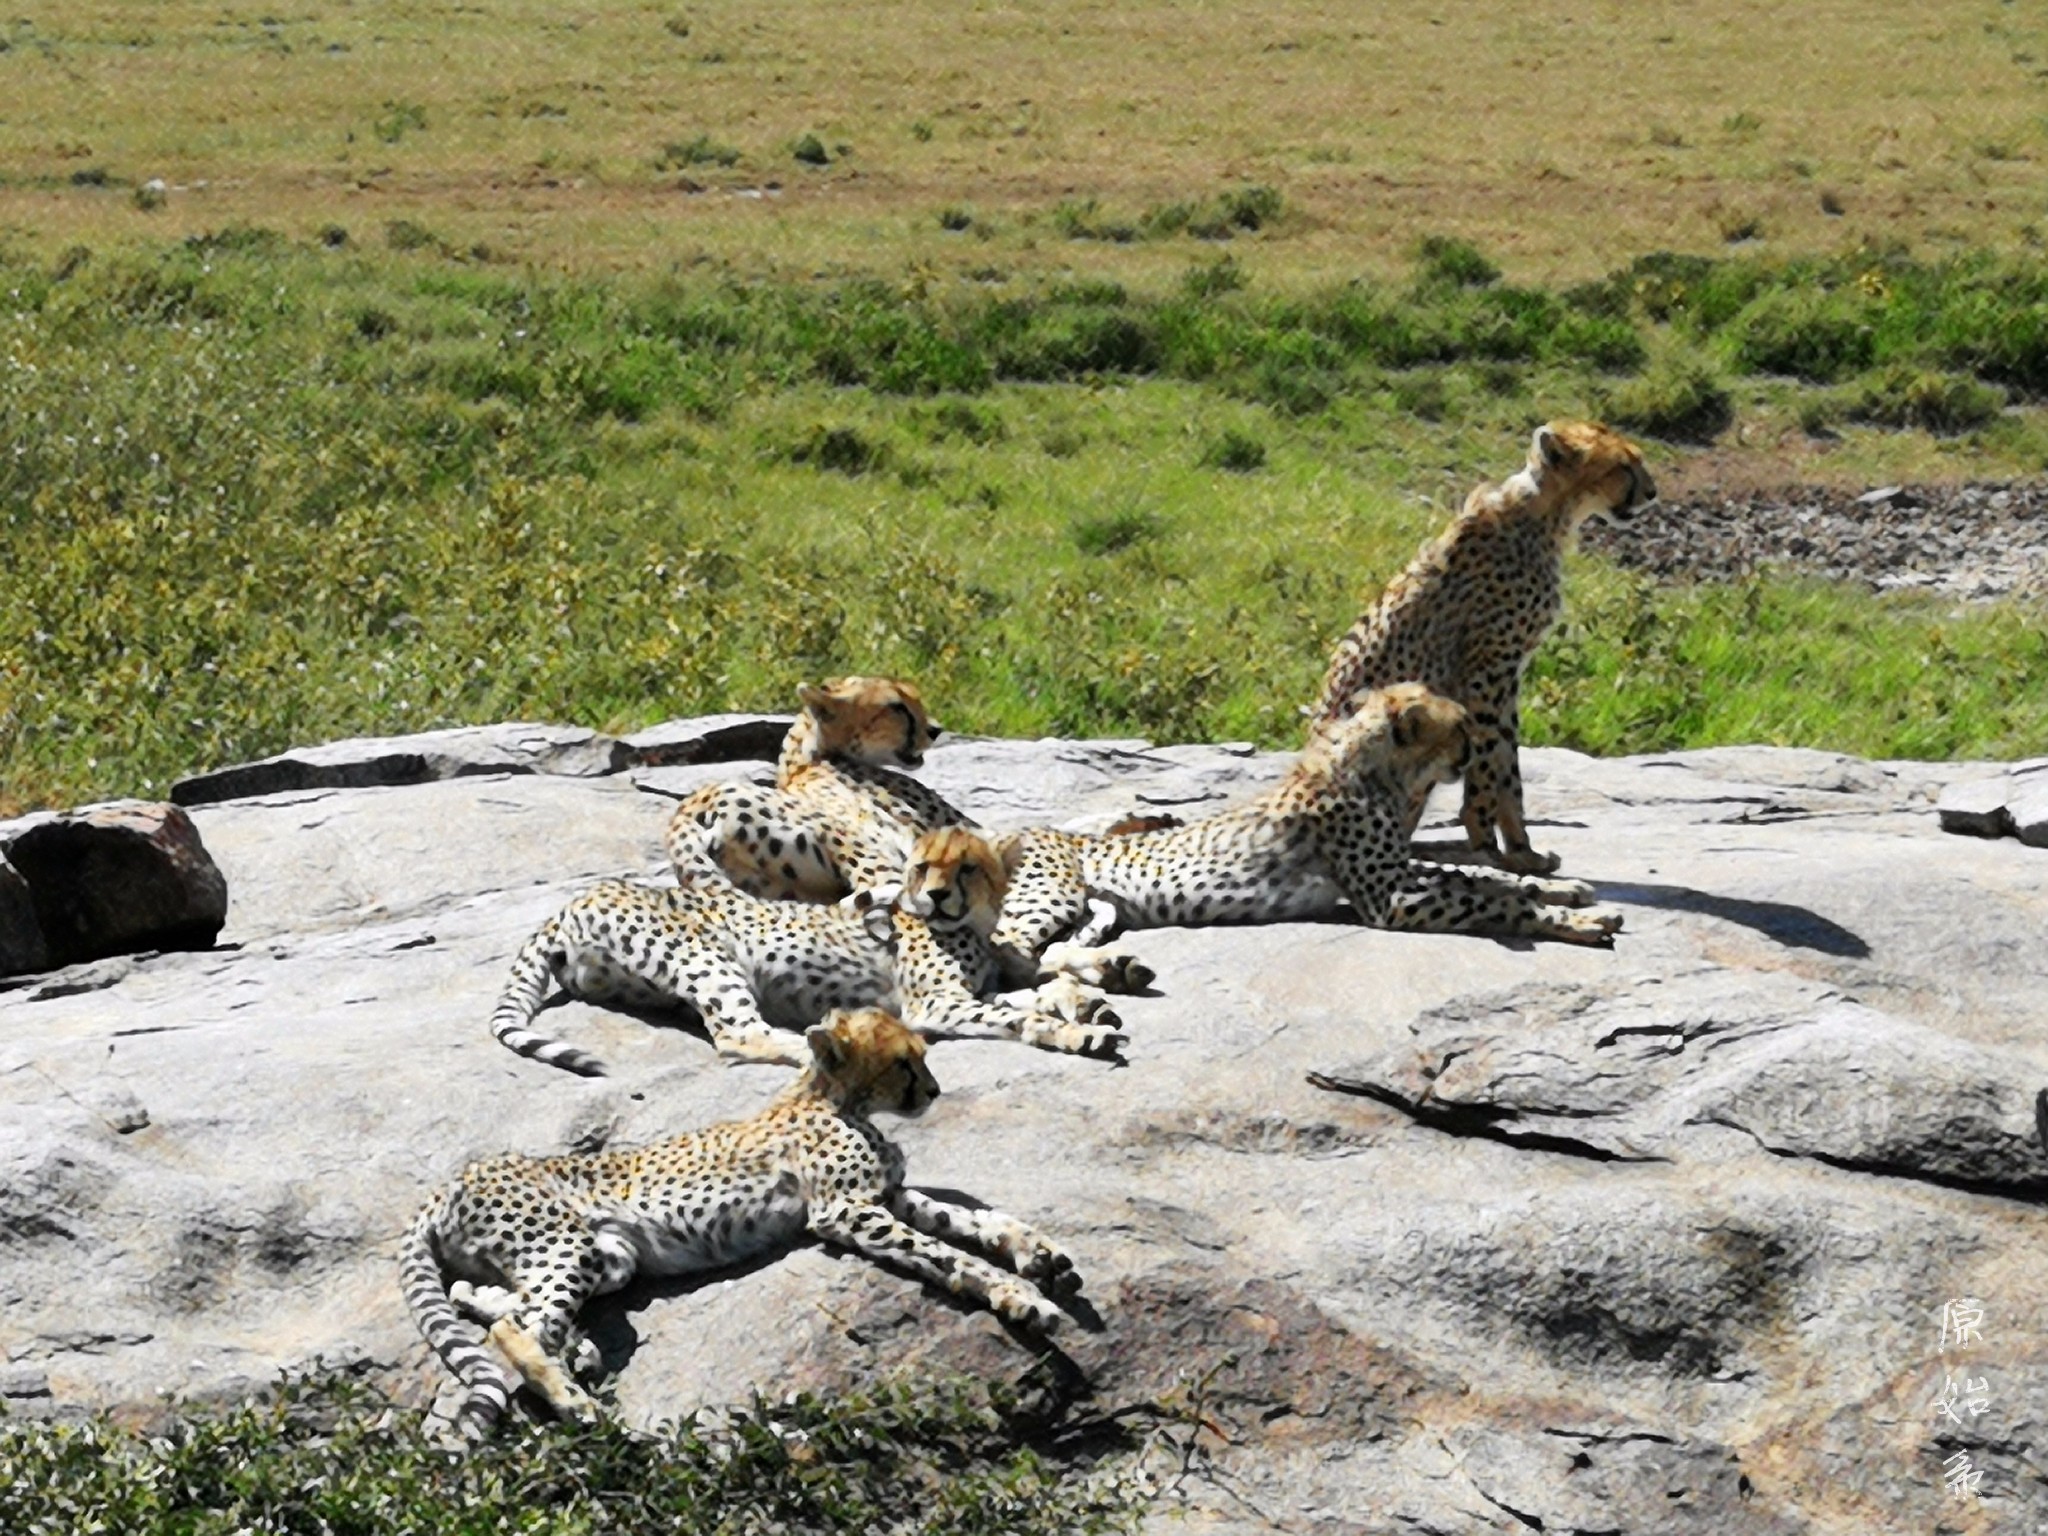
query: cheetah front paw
[
  {"left": 716, "top": 1030, "right": 809, "bottom": 1067},
  {"left": 1025, "top": 1014, "right": 1128, "bottom": 1059},
  {"left": 992, "top": 1280, "right": 1067, "bottom": 1335},
  {"left": 1501, "top": 844, "right": 1563, "bottom": 876},
  {"left": 1543, "top": 905, "right": 1624, "bottom": 946},
  {"left": 1011, "top": 1238, "right": 1084, "bottom": 1298}
]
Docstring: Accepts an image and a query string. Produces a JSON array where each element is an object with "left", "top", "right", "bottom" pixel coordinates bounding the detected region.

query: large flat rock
[{"left": 4, "top": 733, "right": 2046, "bottom": 1532}]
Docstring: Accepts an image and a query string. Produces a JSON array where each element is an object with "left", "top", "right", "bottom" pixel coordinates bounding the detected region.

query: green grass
[
  {"left": 5, "top": 233, "right": 2048, "bottom": 812},
  {"left": 0, "top": 1373, "right": 1146, "bottom": 1536}
]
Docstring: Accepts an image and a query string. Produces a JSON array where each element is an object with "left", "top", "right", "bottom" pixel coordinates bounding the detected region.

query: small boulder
[
  {"left": 1935, "top": 775, "right": 2014, "bottom": 838},
  {"left": 0, "top": 802, "right": 228, "bottom": 974},
  {"left": 2011, "top": 778, "right": 2048, "bottom": 849},
  {"left": 0, "top": 854, "right": 50, "bottom": 975},
  {"left": 170, "top": 723, "right": 631, "bottom": 806}
]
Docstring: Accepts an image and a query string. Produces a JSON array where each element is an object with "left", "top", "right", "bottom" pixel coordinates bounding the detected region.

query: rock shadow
[{"left": 1598, "top": 880, "right": 1870, "bottom": 957}]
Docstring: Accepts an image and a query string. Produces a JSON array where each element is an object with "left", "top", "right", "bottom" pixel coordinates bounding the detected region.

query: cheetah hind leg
[
  {"left": 1038, "top": 901, "right": 1154, "bottom": 992},
  {"left": 889, "top": 1187, "right": 1084, "bottom": 1299},
  {"left": 488, "top": 1318, "right": 605, "bottom": 1424}
]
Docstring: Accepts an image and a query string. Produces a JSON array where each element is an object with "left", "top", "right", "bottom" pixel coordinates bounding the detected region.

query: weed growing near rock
[{"left": 0, "top": 1373, "right": 1148, "bottom": 1536}]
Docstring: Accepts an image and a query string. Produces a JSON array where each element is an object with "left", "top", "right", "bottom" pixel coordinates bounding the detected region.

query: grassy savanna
[
  {"left": 4, "top": 1, "right": 2048, "bottom": 279},
  {"left": 7, "top": 234, "right": 2048, "bottom": 810}
]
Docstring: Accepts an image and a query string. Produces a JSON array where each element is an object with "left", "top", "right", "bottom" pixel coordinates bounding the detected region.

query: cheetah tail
[
  {"left": 488, "top": 914, "right": 609, "bottom": 1077},
  {"left": 399, "top": 1199, "right": 516, "bottom": 1442}
]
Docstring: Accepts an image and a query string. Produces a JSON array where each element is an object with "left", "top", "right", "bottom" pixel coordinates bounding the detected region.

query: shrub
[
  {"left": 1847, "top": 366, "right": 2004, "bottom": 434},
  {"left": 1180, "top": 255, "right": 1245, "bottom": 299},
  {"left": 937, "top": 205, "right": 974, "bottom": 232},
  {"left": 1071, "top": 508, "right": 1162, "bottom": 555},
  {"left": 1199, "top": 428, "right": 1266, "bottom": 472},
  {"left": 1413, "top": 234, "right": 1500, "bottom": 289},
  {"left": 791, "top": 132, "right": 830, "bottom": 166},
  {"left": 384, "top": 219, "right": 441, "bottom": 253},
  {"left": 658, "top": 133, "right": 741, "bottom": 169},
  {"left": 792, "top": 423, "right": 885, "bottom": 473},
  {"left": 1725, "top": 289, "right": 1874, "bottom": 380},
  {"left": 1605, "top": 357, "right": 1735, "bottom": 443}
]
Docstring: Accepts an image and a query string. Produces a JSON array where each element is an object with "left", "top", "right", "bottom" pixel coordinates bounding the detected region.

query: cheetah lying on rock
[
  {"left": 490, "top": 828, "right": 1126, "bottom": 1073},
  {"left": 665, "top": 675, "right": 973, "bottom": 902},
  {"left": 404, "top": 1008, "right": 1081, "bottom": 1440},
  {"left": 1312, "top": 420, "right": 1656, "bottom": 874},
  {"left": 989, "top": 683, "right": 1623, "bottom": 972}
]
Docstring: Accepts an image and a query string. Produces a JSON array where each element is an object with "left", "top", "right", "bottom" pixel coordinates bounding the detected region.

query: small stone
[
  {"left": 1855, "top": 485, "right": 1902, "bottom": 505},
  {"left": 2009, "top": 781, "right": 2048, "bottom": 849},
  {"left": 1936, "top": 777, "right": 2013, "bottom": 838}
]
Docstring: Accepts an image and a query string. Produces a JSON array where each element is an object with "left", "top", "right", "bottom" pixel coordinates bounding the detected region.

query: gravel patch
[{"left": 1581, "top": 481, "right": 2048, "bottom": 599}]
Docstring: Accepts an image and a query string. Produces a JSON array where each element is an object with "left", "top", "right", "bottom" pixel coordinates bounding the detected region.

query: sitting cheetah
[
  {"left": 1311, "top": 420, "right": 1656, "bottom": 874},
  {"left": 665, "top": 676, "right": 974, "bottom": 903},
  {"left": 989, "top": 683, "right": 1622, "bottom": 973},
  {"left": 403, "top": 1008, "right": 1081, "bottom": 1439},
  {"left": 491, "top": 827, "right": 1125, "bottom": 1074}
]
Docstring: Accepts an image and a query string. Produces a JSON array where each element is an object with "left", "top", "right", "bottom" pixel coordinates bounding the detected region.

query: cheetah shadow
[
  {"left": 580, "top": 1187, "right": 1105, "bottom": 1381},
  {"left": 1594, "top": 880, "right": 1871, "bottom": 958}
]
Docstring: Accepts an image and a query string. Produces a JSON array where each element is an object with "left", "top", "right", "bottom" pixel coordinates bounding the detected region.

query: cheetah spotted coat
[
  {"left": 402, "top": 1010, "right": 1081, "bottom": 1439},
  {"left": 490, "top": 829, "right": 1124, "bottom": 1074},
  {"left": 1312, "top": 421, "right": 1656, "bottom": 874},
  {"left": 989, "top": 683, "right": 1623, "bottom": 973}
]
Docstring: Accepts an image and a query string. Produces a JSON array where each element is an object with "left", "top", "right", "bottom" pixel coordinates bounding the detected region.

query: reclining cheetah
[
  {"left": 1311, "top": 420, "right": 1656, "bottom": 874},
  {"left": 989, "top": 683, "right": 1622, "bottom": 972},
  {"left": 403, "top": 1008, "right": 1081, "bottom": 1439},
  {"left": 665, "top": 676, "right": 973, "bottom": 903},
  {"left": 491, "top": 827, "right": 1124, "bottom": 1073}
]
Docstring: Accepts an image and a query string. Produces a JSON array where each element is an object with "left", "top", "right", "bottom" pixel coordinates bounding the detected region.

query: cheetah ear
[
  {"left": 1391, "top": 698, "right": 1426, "bottom": 748},
  {"left": 1532, "top": 424, "right": 1579, "bottom": 474},
  {"left": 989, "top": 832, "right": 1026, "bottom": 878},
  {"left": 805, "top": 1020, "right": 848, "bottom": 1071}
]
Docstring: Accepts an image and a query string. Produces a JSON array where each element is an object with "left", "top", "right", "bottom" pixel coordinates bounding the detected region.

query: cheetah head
[
  {"left": 797, "top": 675, "right": 943, "bottom": 768},
  {"left": 1522, "top": 419, "right": 1657, "bottom": 527},
  {"left": 805, "top": 1008, "right": 939, "bottom": 1117},
  {"left": 897, "top": 828, "right": 1013, "bottom": 938},
  {"left": 1325, "top": 682, "right": 1471, "bottom": 793}
]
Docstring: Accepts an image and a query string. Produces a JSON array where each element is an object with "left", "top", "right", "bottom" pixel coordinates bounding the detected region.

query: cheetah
[
  {"left": 988, "top": 683, "right": 1622, "bottom": 972},
  {"left": 1311, "top": 420, "right": 1656, "bottom": 874},
  {"left": 403, "top": 1008, "right": 1081, "bottom": 1440},
  {"left": 665, "top": 676, "right": 974, "bottom": 903},
  {"left": 490, "top": 827, "right": 1125, "bottom": 1074}
]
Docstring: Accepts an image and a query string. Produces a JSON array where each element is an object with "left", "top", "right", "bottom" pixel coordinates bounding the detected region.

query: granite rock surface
[{"left": 4, "top": 724, "right": 2046, "bottom": 1533}]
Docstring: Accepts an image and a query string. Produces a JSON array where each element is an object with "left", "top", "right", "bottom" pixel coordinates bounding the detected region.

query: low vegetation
[
  {"left": 0, "top": 1373, "right": 1147, "bottom": 1536},
  {"left": 5, "top": 233, "right": 2048, "bottom": 811}
]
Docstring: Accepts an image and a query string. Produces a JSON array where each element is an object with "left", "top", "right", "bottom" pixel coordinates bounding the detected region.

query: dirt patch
[{"left": 1583, "top": 481, "right": 2048, "bottom": 599}]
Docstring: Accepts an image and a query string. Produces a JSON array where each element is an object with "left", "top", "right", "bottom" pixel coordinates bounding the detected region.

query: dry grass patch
[{"left": 6, "top": 2, "right": 2047, "bottom": 280}]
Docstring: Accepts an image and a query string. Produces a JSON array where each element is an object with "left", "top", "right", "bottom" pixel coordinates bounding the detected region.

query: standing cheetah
[
  {"left": 665, "top": 676, "right": 974, "bottom": 902},
  {"left": 490, "top": 828, "right": 1125, "bottom": 1073},
  {"left": 403, "top": 1008, "right": 1081, "bottom": 1439},
  {"left": 1312, "top": 420, "right": 1656, "bottom": 874},
  {"left": 989, "top": 683, "right": 1622, "bottom": 974}
]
